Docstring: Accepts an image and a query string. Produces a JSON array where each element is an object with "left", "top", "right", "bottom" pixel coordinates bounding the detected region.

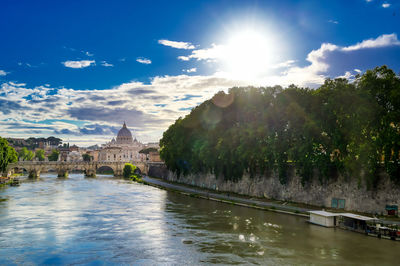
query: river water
[{"left": 0, "top": 174, "right": 398, "bottom": 265}]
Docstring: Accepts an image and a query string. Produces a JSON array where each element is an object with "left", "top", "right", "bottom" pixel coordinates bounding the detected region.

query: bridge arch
[{"left": 96, "top": 165, "right": 115, "bottom": 175}]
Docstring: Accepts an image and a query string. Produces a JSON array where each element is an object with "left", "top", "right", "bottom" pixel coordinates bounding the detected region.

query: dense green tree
[
  {"left": 18, "top": 147, "right": 34, "bottom": 161},
  {"left": 139, "top": 147, "right": 158, "bottom": 154},
  {"left": 48, "top": 149, "right": 59, "bottom": 161},
  {"left": 82, "top": 153, "right": 92, "bottom": 162},
  {"left": 160, "top": 66, "right": 400, "bottom": 189},
  {"left": 0, "top": 137, "right": 18, "bottom": 175},
  {"left": 35, "top": 149, "right": 45, "bottom": 161},
  {"left": 123, "top": 163, "right": 137, "bottom": 178}
]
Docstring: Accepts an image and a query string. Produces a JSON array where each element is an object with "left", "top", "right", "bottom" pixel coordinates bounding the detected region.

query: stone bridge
[{"left": 6, "top": 161, "right": 162, "bottom": 178}]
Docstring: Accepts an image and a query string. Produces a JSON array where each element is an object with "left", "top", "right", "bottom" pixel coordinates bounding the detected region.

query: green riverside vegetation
[
  {"left": 0, "top": 137, "right": 18, "bottom": 176},
  {"left": 160, "top": 66, "right": 400, "bottom": 189},
  {"left": 123, "top": 163, "right": 142, "bottom": 181}
]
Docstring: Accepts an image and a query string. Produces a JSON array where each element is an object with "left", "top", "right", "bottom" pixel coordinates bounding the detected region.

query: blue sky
[{"left": 1, "top": 0, "right": 399, "bottom": 145}]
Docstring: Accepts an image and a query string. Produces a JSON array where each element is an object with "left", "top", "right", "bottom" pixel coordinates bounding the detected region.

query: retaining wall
[{"left": 148, "top": 165, "right": 400, "bottom": 215}]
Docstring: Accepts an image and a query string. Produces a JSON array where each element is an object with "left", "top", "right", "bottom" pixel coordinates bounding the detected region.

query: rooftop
[
  {"left": 308, "top": 210, "right": 342, "bottom": 217},
  {"left": 308, "top": 210, "right": 376, "bottom": 221}
]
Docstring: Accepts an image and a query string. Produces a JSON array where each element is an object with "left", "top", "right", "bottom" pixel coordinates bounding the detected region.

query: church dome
[{"left": 116, "top": 122, "right": 133, "bottom": 144}]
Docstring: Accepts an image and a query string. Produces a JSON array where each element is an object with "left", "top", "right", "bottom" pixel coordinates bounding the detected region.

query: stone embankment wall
[{"left": 148, "top": 165, "right": 400, "bottom": 215}]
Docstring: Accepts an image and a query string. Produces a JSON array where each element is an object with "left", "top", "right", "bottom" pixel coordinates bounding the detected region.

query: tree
[
  {"left": 35, "top": 149, "right": 45, "bottom": 161},
  {"left": 48, "top": 149, "right": 59, "bottom": 161},
  {"left": 46, "top": 136, "right": 62, "bottom": 146},
  {"left": 139, "top": 147, "right": 158, "bottom": 154},
  {"left": 0, "top": 137, "right": 18, "bottom": 175},
  {"left": 123, "top": 163, "right": 136, "bottom": 178},
  {"left": 159, "top": 66, "right": 400, "bottom": 189},
  {"left": 18, "top": 147, "right": 34, "bottom": 161},
  {"left": 82, "top": 153, "right": 92, "bottom": 162}
]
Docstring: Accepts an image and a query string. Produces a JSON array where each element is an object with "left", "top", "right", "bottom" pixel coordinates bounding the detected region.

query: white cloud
[
  {"left": 0, "top": 70, "right": 7, "bottom": 76},
  {"left": 158, "top": 39, "right": 195, "bottom": 49},
  {"left": 177, "top": 56, "right": 190, "bottom": 61},
  {"left": 136, "top": 57, "right": 152, "bottom": 64},
  {"left": 0, "top": 73, "right": 245, "bottom": 144},
  {"left": 8, "top": 81, "right": 26, "bottom": 87},
  {"left": 337, "top": 71, "right": 353, "bottom": 79},
  {"left": 184, "top": 44, "right": 226, "bottom": 61},
  {"left": 382, "top": 3, "right": 391, "bottom": 8},
  {"left": 62, "top": 60, "right": 95, "bottom": 69},
  {"left": 183, "top": 68, "right": 197, "bottom": 73},
  {"left": 2, "top": 33, "right": 399, "bottom": 144},
  {"left": 342, "top": 33, "right": 400, "bottom": 51},
  {"left": 101, "top": 61, "right": 113, "bottom": 67},
  {"left": 273, "top": 60, "right": 297, "bottom": 68},
  {"left": 328, "top": 20, "right": 339, "bottom": 24}
]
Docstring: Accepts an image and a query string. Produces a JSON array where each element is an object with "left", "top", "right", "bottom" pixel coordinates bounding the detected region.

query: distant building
[
  {"left": 149, "top": 151, "right": 162, "bottom": 162},
  {"left": 58, "top": 147, "right": 70, "bottom": 162},
  {"left": 67, "top": 151, "right": 83, "bottom": 162},
  {"left": 98, "top": 122, "right": 158, "bottom": 162},
  {"left": 86, "top": 150, "right": 99, "bottom": 162},
  {"left": 69, "top": 145, "right": 79, "bottom": 152}
]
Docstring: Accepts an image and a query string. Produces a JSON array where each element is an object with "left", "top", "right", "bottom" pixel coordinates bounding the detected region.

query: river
[{"left": 0, "top": 173, "right": 398, "bottom": 265}]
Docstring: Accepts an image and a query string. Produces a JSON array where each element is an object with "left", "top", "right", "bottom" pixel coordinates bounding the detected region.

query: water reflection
[{"left": 0, "top": 174, "right": 398, "bottom": 265}]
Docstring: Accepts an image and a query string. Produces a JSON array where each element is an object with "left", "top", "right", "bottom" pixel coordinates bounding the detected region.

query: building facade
[{"left": 98, "top": 122, "right": 147, "bottom": 162}]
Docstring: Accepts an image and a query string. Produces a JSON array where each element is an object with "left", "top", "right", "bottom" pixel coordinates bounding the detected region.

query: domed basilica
[{"left": 98, "top": 122, "right": 145, "bottom": 162}]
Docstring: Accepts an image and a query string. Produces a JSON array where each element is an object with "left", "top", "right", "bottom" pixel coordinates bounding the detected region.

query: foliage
[
  {"left": 82, "top": 153, "right": 92, "bottom": 162},
  {"left": 0, "top": 137, "right": 18, "bottom": 174},
  {"left": 35, "top": 149, "right": 45, "bottom": 161},
  {"left": 18, "top": 147, "right": 35, "bottom": 161},
  {"left": 8, "top": 136, "right": 62, "bottom": 150},
  {"left": 139, "top": 147, "right": 158, "bottom": 154},
  {"left": 123, "top": 163, "right": 137, "bottom": 178},
  {"left": 160, "top": 66, "right": 400, "bottom": 189},
  {"left": 48, "top": 149, "right": 59, "bottom": 161}
]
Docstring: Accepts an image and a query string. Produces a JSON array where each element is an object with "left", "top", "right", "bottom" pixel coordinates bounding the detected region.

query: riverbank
[
  {"left": 142, "top": 176, "right": 313, "bottom": 217},
  {"left": 142, "top": 176, "right": 400, "bottom": 226},
  {"left": 0, "top": 176, "right": 20, "bottom": 188}
]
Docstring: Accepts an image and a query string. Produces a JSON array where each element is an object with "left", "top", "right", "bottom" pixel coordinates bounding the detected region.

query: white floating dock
[{"left": 308, "top": 210, "right": 341, "bottom": 227}]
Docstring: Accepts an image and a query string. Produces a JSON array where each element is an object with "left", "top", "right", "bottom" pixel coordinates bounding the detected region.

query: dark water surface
[{"left": 0, "top": 174, "right": 398, "bottom": 265}]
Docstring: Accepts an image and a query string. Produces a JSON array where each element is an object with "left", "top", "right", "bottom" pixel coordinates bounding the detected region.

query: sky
[{"left": 1, "top": 0, "right": 399, "bottom": 146}]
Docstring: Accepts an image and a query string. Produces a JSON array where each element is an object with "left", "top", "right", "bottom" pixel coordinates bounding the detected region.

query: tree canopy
[
  {"left": 18, "top": 147, "right": 35, "bottom": 161},
  {"left": 8, "top": 136, "right": 62, "bottom": 150},
  {"left": 139, "top": 147, "right": 158, "bottom": 154},
  {"left": 123, "top": 163, "right": 137, "bottom": 178},
  {"left": 0, "top": 137, "right": 18, "bottom": 174},
  {"left": 48, "top": 149, "right": 59, "bottom": 161},
  {"left": 82, "top": 153, "right": 92, "bottom": 162},
  {"left": 35, "top": 149, "right": 45, "bottom": 161},
  {"left": 160, "top": 66, "right": 400, "bottom": 189}
]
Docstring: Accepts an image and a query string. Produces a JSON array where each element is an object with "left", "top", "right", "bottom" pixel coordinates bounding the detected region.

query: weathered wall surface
[{"left": 149, "top": 165, "right": 400, "bottom": 215}]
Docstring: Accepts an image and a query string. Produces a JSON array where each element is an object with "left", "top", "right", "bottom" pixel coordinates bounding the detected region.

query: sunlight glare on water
[{"left": 0, "top": 173, "right": 398, "bottom": 265}]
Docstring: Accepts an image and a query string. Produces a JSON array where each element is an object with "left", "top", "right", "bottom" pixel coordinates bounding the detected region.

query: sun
[{"left": 220, "top": 28, "right": 276, "bottom": 80}]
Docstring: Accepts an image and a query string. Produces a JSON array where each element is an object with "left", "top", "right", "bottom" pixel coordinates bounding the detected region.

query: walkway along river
[{"left": 0, "top": 173, "right": 398, "bottom": 265}]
